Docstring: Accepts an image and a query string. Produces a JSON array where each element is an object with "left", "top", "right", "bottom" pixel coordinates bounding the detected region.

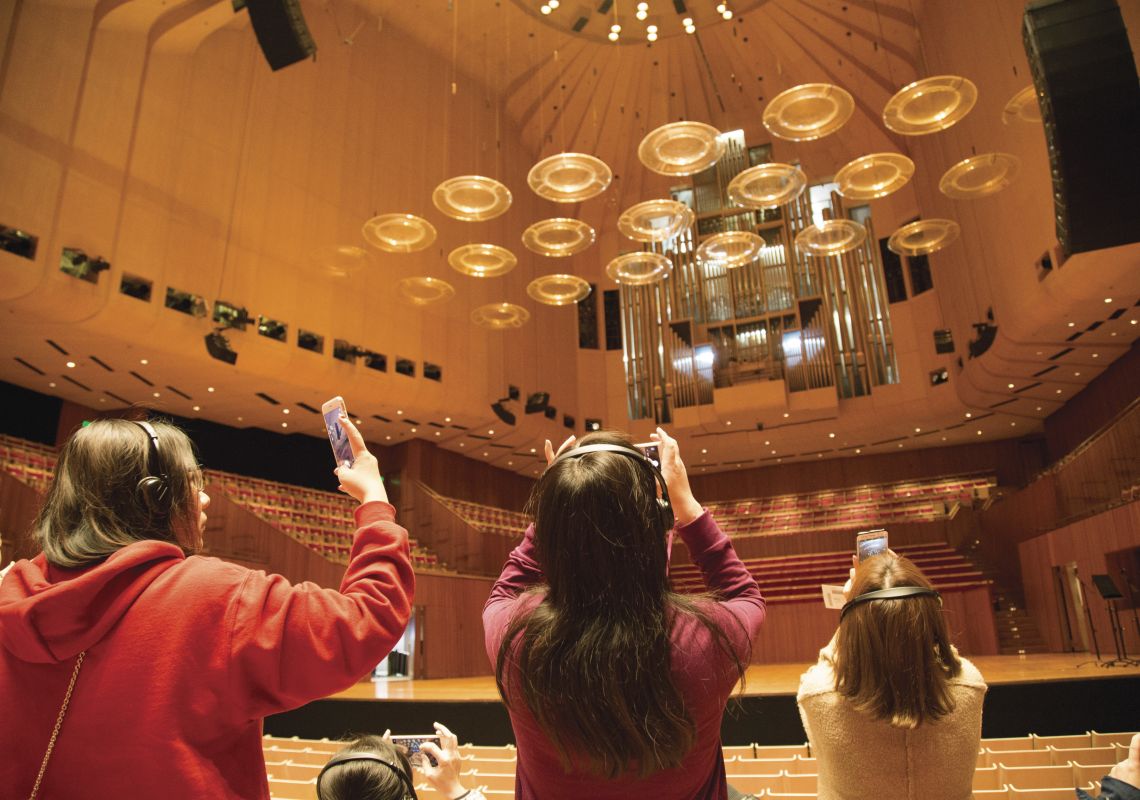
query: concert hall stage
[{"left": 266, "top": 654, "right": 1140, "bottom": 745}]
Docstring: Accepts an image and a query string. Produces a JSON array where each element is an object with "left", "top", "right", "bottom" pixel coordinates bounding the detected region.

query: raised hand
[
  {"left": 650, "top": 427, "right": 703, "bottom": 526},
  {"left": 333, "top": 415, "right": 388, "bottom": 505},
  {"left": 415, "top": 722, "right": 469, "bottom": 800}
]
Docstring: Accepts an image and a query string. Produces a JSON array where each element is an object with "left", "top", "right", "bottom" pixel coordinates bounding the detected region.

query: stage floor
[{"left": 331, "top": 653, "right": 1140, "bottom": 703}]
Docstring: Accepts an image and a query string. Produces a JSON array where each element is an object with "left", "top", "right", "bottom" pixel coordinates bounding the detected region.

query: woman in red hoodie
[{"left": 0, "top": 415, "right": 414, "bottom": 799}]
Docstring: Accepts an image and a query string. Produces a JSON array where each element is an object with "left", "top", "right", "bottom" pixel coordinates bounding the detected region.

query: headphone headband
[
  {"left": 316, "top": 751, "right": 417, "bottom": 800},
  {"left": 839, "top": 586, "right": 942, "bottom": 621}
]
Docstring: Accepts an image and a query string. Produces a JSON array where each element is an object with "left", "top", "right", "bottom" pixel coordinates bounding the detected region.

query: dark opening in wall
[
  {"left": 258, "top": 316, "right": 287, "bottom": 342},
  {"left": 298, "top": 329, "right": 323, "bottom": 353},
  {"left": 423, "top": 362, "right": 442, "bottom": 381},
  {"left": 165, "top": 288, "right": 207, "bottom": 317},
  {"left": 395, "top": 358, "right": 415, "bottom": 377},
  {"left": 60, "top": 248, "right": 109, "bottom": 284},
  {"left": 120, "top": 274, "right": 153, "bottom": 301},
  {"left": 0, "top": 225, "right": 38, "bottom": 260},
  {"left": 879, "top": 238, "right": 907, "bottom": 303},
  {"left": 933, "top": 329, "right": 955, "bottom": 354}
]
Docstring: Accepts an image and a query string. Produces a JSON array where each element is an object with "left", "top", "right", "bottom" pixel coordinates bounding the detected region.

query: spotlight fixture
[
  {"left": 525, "top": 391, "right": 550, "bottom": 414},
  {"left": 204, "top": 329, "right": 238, "bottom": 365},
  {"left": 929, "top": 368, "right": 950, "bottom": 386},
  {"left": 544, "top": 405, "right": 558, "bottom": 420},
  {"left": 585, "top": 418, "right": 602, "bottom": 432},
  {"left": 508, "top": 384, "right": 521, "bottom": 401},
  {"left": 491, "top": 401, "right": 517, "bottom": 426},
  {"left": 212, "top": 300, "right": 253, "bottom": 330},
  {"left": 563, "top": 414, "right": 576, "bottom": 429}
]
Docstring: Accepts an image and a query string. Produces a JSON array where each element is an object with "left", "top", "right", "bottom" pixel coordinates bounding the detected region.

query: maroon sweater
[
  {"left": 484, "top": 510, "right": 765, "bottom": 800},
  {"left": 0, "top": 501, "right": 414, "bottom": 799}
]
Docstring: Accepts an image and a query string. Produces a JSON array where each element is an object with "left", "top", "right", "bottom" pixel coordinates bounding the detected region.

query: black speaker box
[
  {"left": 1022, "top": 0, "right": 1140, "bottom": 255},
  {"left": 245, "top": 0, "right": 316, "bottom": 72}
]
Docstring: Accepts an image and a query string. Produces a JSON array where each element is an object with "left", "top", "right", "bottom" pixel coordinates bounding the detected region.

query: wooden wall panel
[
  {"left": 688, "top": 439, "right": 1044, "bottom": 503},
  {"left": 414, "top": 572, "right": 496, "bottom": 679},
  {"left": 1018, "top": 502, "right": 1140, "bottom": 657},
  {"left": 1045, "top": 342, "right": 1140, "bottom": 462}
]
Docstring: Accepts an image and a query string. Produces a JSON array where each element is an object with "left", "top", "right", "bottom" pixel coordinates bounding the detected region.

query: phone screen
[
  {"left": 856, "top": 529, "right": 888, "bottom": 562},
  {"left": 634, "top": 441, "right": 661, "bottom": 469},
  {"left": 322, "top": 398, "right": 353, "bottom": 467},
  {"left": 389, "top": 734, "right": 441, "bottom": 767}
]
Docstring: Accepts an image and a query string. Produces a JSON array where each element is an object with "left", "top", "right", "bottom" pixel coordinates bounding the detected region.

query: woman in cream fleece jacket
[{"left": 796, "top": 552, "right": 987, "bottom": 800}]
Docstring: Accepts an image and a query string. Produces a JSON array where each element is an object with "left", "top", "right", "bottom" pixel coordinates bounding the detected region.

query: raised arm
[{"left": 227, "top": 415, "right": 415, "bottom": 719}]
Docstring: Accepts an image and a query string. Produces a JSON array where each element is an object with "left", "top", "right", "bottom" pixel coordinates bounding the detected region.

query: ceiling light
[
  {"left": 828, "top": 432, "right": 835, "bottom": 438},
  {"left": 282, "top": 408, "right": 290, "bottom": 414},
  {"left": 281, "top": 422, "right": 288, "bottom": 428},
  {"left": 637, "top": 1, "right": 648, "bottom": 8},
  {"left": 386, "top": 435, "right": 392, "bottom": 441},
  {"left": 237, "top": 416, "right": 243, "bottom": 421},
  {"left": 915, "top": 427, "right": 921, "bottom": 432},
  {"left": 1056, "top": 389, "right": 1063, "bottom": 394},
  {"left": 682, "top": 16, "right": 692, "bottom": 25},
  {"left": 207, "top": 387, "right": 215, "bottom": 392},
  {"left": 701, "top": 448, "right": 708, "bottom": 454},
  {"left": 152, "top": 392, "right": 160, "bottom": 398},
  {"left": 764, "top": 440, "right": 770, "bottom": 446},
  {"left": 65, "top": 361, "right": 76, "bottom": 368},
  {"left": 1067, "top": 322, "right": 1076, "bottom": 327},
  {"left": 1011, "top": 422, "right": 1017, "bottom": 427},
  {"left": 483, "top": 452, "right": 489, "bottom": 457},
  {"left": 611, "top": 23, "right": 621, "bottom": 32},
  {"left": 771, "top": 450, "right": 777, "bottom": 455},
  {"left": 548, "top": 0, "right": 558, "bottom": 6},
  {"left": 540, "top": 4, "right": 551, "bottom": 13},
  {"left": 411, "top": 427, "right": 417, "bottom": 433},
  {"left": 1036, "top": 406, "right": 1042, "bottom": 411},
  {"left": 354, "top": 419, "right": 362, "bottom": 425},
  {"left": 445, "top": 416, "right": 452, "bottom": 422},
  {"left": 459, "top": 442, "right": 464, "bottom": 447},
  {"left": 1074, "top": 372, "right": 1081, "bottom": 377},
  {"left": 647, "top": 24, "right": 657, "bottom": 32},
  {"left": 530, "top": 447, "right": 537, "bottom": 453},
  {"left": 397, "top": 410, "right": 403, "bottom": 415},
  {"left": 1104, "top": 297, "right": 1112, "bottom": 303},
  {"left": 722, "top": 9, "right": 733, "bottom": 18},
  {"left": 1008, "top": 383, "right": 1015, "bottom": 389},
  {"left": 716, "top": 2, "right": 726, "bottom": 11},
  {"left": 1132, "top": 320, "right": 1138, "bottom": 325},
  {"left": 636, "top": 9, "right": 647, "bottom": 19},
  {"left": 898, "top": 443, "right": 904, "bottom": 448},
  {"left": 1092, "top": 353, "right": 1099, "bottom": 358},
  {"left": 435, "top": 431, "right": 440, "bottom": 436},
  {"left": 647, "top": 31, "right": 657, "bottom": 41},
  {"left": 49, "top": 381, "right": 56, "bottom": 388},
  {"left": 783, "top": 412, "right": 789, "bottom": 418},
  {"left": 140, "top": 359, "right": 148, "bottom": 365},
  {"left": 977, "top": 430, "right": 982, "bottom": 435},
  {"left": 855, "top": 449, "right": 861, "bottom": 454},
  {"left": 192, "top": 405, "right": 200, "bottom": 411},
  {"left": 685, "top": 24, "right": 695, "bottom": 34},
  {"left": 725, "top": 420, "right": 732, "bottom": 426}
]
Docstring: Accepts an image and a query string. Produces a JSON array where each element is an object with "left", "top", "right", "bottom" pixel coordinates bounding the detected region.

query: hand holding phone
[
  {"left": 856, "top": 529, "right": 889, "bottom": 562},
  {"left": 390, "top": 734, "right": 443, "bottom": 768},
  {"left": 322, "top": 396, "right": 353, "bottom": 467},
  {"left": 633, "top": 441, "right": 661, "bottom": 469}
]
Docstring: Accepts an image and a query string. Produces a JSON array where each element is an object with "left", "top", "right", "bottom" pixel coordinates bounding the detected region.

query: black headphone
[
  {"left": 840, "top": 586, "right": 942, "bottom": 621},
  {"left": 546, "top": 443, "right": 674, "bottom": 532},
  {"left": 132, "top": 420, "right": 170, "bottom": 510},
  {"left": 316, "top": 751, "right": 418, "bottom": 800}
]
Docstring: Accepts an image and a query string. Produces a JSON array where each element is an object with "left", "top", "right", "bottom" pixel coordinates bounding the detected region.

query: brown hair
[
  {"left": 833, "top": 553, "right": 962, "bottom": 728},
  {"left": 495, "top": 430, "right": 748, "bottom": 779},
  {"left": 317, "top": 735, "right": 415, "bottom": 800},
  {"left": 34, "top": 418, "right": 204, "bottom": 567}
]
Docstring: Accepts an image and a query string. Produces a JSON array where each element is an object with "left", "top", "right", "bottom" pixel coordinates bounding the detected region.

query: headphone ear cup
[
  {"left": 657, "top": 497, "right": 674, "bottom": 531},
  {"left": 137, "top": 476, "right": 171, "bottom": 516}
]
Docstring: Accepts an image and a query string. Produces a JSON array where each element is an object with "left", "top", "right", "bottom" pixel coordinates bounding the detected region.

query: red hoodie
[{"left": 0, "top": 501, "right": 414, "bottom": 799}]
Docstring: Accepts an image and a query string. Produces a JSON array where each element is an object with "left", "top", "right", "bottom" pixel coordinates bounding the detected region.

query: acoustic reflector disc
[
  {"left": 617, "top": 199, "right": 695, "bottom": 243},
  {"left": 883, "top": 75, "right": 977, "bottom": 135},
  {"left": 432, "top": 176, "right": 512, "bottom": 221},
  {"left": 308, "top": 245, "right": 374, "bottom": 278},
  {"left": 638, "top": 121, "right": 725, "bottom": 176},
  {"left": 527, "top": 153, "right": 612, "bottom": 202},
  {"left": 887, "top": 219, "right": 961, "bottom": 256},
  {"left": 1002, "top": 85, "right": 1042, "bottom": 125},
  {"left": 939, "top": 153, "right": 1020, "bottom": 199},
  {"left": 726, "top": 163, "right": 807, "bottom": 209},
  {"left": 795, "top": 220, "right": 867, "bottom": 257},
  {"left": 396, "top": 276, "right": 456, "bottom": 306},
  {"left": 763, "top": 84, "right": 854, "bottom": 141},
  {"left": 526, "top": 274, "right": 592, "bottom": 305},
  {"left": 448, "top": 244, "right": 518, "bottom": 278},
  {"left": 471, "top": 302, "right": 530, "bottom": 330},
  {"left": 696, "top": 231, "right": 764, "bottom": 268},
  {"left": 834, "top": 153, "right": 915, "bottom": 200},
  {"left": 362, "top": 214, "right": 437, "bottom": 253},
  {"left": 605, "top": 251, "right": 672, "bottom": 285},
  {"left": 521, "top": 218, "right": 596, "bottom": 257}
]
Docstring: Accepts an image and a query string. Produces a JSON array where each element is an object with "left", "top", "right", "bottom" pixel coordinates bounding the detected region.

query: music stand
[{"left": 1091, "top": 574, "right": 1139, "bottom": 667}]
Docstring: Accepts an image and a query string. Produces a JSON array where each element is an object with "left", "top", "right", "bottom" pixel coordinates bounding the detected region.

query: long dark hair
[
  {"left": 33, "top": 418, "right": 203, "bottom": 567},
  {"left": 495, "top": 431, "right": 747, "bottom": 778},
  {"left": 833, "top": 553, "right": 962, "bottom": 728}
]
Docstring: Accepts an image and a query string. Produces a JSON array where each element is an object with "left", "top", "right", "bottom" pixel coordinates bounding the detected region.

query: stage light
[
  {"left": 204, "top": 330, "right": 238, "bottom": 365},
  {"left": 585, "top": 418, "right": 602, "bottom": 431},
  {"left": 491, "top": 401, "right": 516, "bottom": 426},
  {"left": 525, "top": 391, "right": 550, "bottom": 414}
]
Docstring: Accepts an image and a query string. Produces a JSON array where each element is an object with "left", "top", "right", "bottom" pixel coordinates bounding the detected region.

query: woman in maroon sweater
[
  {"left": 484, "top": 428, "right": 765, "bottom": 800},
  {"left": 0, "top": 416, "right": 413, "bottom": 799}
]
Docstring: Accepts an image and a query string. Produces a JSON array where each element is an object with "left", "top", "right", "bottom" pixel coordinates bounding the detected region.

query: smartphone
[
  {"left": 856, "top": 529, "right": 888, "bottom": 562},
  {"left": 321, "top": 396, "right": 353, "bottom": 467},
  {"left": 633, "top": 441, "right": 661, "bottom": 469},
  {"left": 389, "top": 734, "right": 442, "bottom": 768}
]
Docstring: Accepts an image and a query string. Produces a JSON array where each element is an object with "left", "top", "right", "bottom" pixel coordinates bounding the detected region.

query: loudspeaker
[
  {"left": 245, "top": 0, "right": 317, "bottom": 71},
  {"left": 1022, "top": 0, "right": 1140, "bottom": 256}
]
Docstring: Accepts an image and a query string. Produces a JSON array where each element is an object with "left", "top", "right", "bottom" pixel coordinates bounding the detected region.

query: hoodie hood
[{"left": 0, "top": 541, "right": 185, "bottom": 663}]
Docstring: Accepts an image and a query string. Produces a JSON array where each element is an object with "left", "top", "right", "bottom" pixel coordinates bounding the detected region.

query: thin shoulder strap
[{"left": 28, "top": 651, "right": 86, "bottom": 800}]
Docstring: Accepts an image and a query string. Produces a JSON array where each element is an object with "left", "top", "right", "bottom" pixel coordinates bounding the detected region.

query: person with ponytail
[{"left": 484, "top": 428, "right": 765, "bottom": 799}]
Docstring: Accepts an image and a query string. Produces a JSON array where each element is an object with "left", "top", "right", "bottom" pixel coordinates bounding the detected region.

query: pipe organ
[{"left": 619, "top": 132, "right": 900, "bottom": 422}]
